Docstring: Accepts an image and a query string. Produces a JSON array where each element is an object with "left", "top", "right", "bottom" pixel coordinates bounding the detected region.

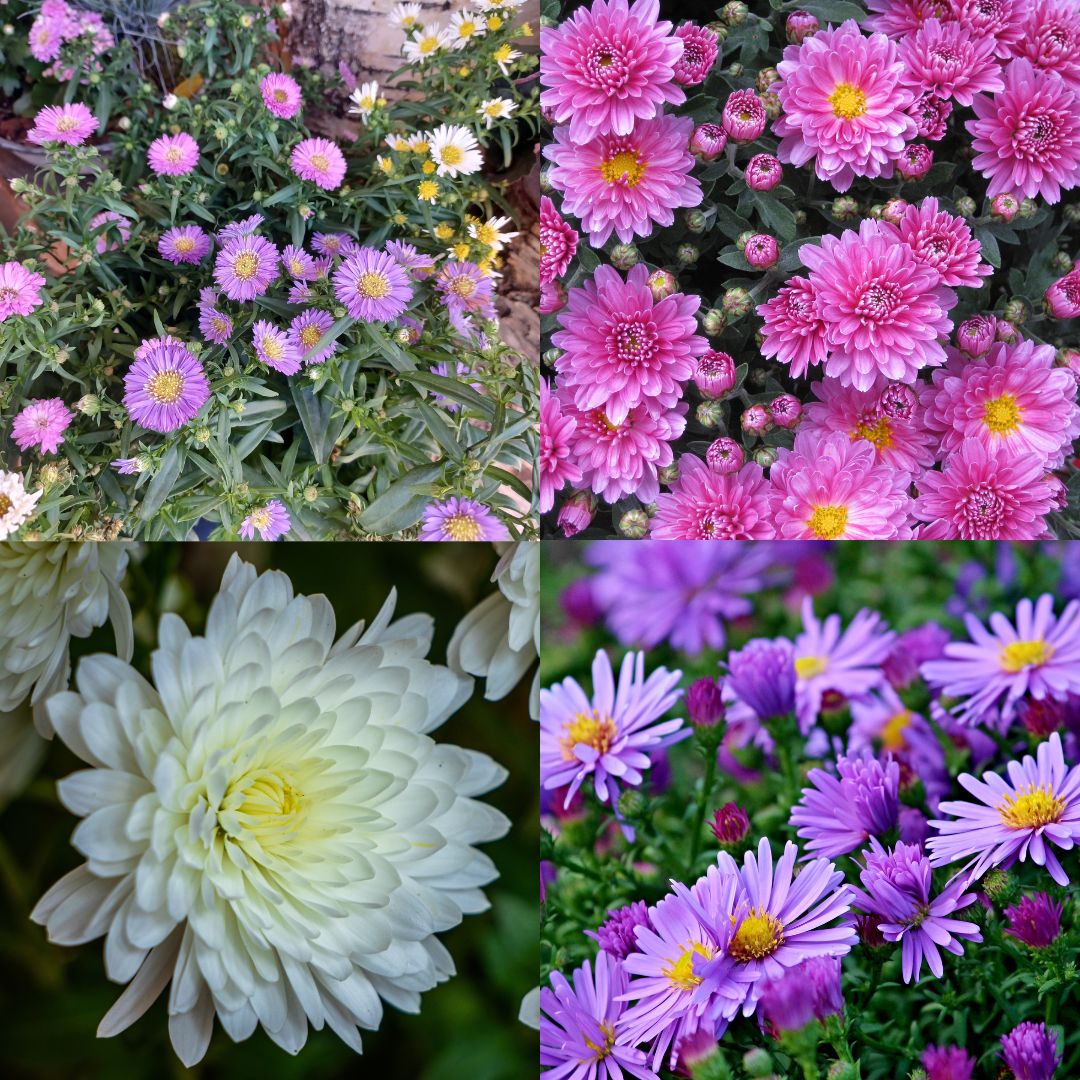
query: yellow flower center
[
  {"left": 441, "top": 512, "right": 480, "bottom": 540},
  {"left": 418, "top": 180, "right": 439, "bottom": 200},
  {"left": 260, "top": 335, "right": 284, "bottom": 361},
  {"left": 357, "top": 271, "right": 390, "bottom": 299},
  {"left": 983, "top": 393, "right": 1022, "bottom": 434},
  {"left": 439, "top": 145, "right": 465, "bottom": 167},
  {"left": 273, "top": 89, "right": 288, "bottom": 102},
  {"left": 165, "top": 145, "right": 185, "bottom": 163},
  {"left": 450, "top": 276, "right": 476, "bottom": 298},
  {"left": 174, "top": 236, "right": 196, "bottom": 253},
  {"left": 249, "top": 508, "right": 272, "bottom": 530},
  {"left": 494, "top": 44, "right": 513, "bottom": 62},
  {"left": 998, "top": 785, "right": 1066, "bottom": 830},
  {"left": 228, "top": 768, "right": 308, "bottom": 848},
  {"left": 560, "top": 709, "right": 617, "bottom": 761},
  {"left": 487, "top": 15, "right": 503, "bottom": 30},
  {"left": 0, "top": 494, "right": 12, "bottom": 515},
  {"left": 853, "top": 416, "right": 893, "bottom": 451},
  {"left": 795, "top": 655, "right": 828, "bottom": 680},
  {"left": 1000, "top": 639, "right": 1054, "bottom": 673},
  {"left": 458, "top": 20, "right": 477, "bottom": 36},
  {"left": 829, "top": 82, "right": 868, "bottom": 120},
  {"left": 485, "top": 103, "right": 504, "bottom": 117},
  {"left": 475, "top": 223, "right": 497, "bottom": 245},
  {"left": 299, "top": 325, "right": 322, "bottom": 349},
  {"left": 419, "top": 35, "right": 439, "bottom": 54},
  {"left": 808, "top": 503, "right": 849, "bottom": 539},
  {"left": 310, "top": 153, "right": 330, "bottom": 172},
  {"left": 582, "top": 1021, "right": 616, "bottom": 1061},
  {"left": 211, "top": 316, "right": 229, "bottom": 335},
  {"left": 663, "top": 942, "right": 714, "bottom": 991},
  {"left": 146, "top": 370, "right": 185, "bottom": 405},
  {"left": 600, "top": 150, "right": 647, "bottom": 187},
  {"left": 729, "top": 909, "right": 785, "bottom": 963},
  {"left": 233, "top": 252, "right": 259, "bottom": 280},
  {"left": 882, "top": 710, "right": 912, "bottom": 751},
  {"left": 56, "top": 115, "right": 79, "bottom": 132}
]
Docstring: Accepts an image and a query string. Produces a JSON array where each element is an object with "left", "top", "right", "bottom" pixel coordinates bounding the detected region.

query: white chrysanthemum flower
[
  {"left": 449, "top": 542, "right": 539, "bottom": 719},
  {"left": 519, "top": 986, "right": 540, "bottom": 1029},
  {"left": 390, "top": 2, "right": 423, "bottom": 30},
  {"left": 0, "top": 699, "right": 46, "bottom": 808},
  {"left": 32, "top": 556, "right": 509, "bottom": 1066},
  {"left": 348, "top": 81, "right": 380, "bottom": 121},
  {"left": 477, "top": 96, "right": 517, "bottom": 129},
  {"left": 0, "top": 542, "right": 133, "bottom": 716},
  {"left": 469, "top": 215, "right": 519, "bottom": 253},
  {"left": 447, "top": 10, "right": 487, "bottom": 49},
  {"left": 0, "top": 470, "right": 43, "bottom": 540},
  {"left": 402, "top": 26, "right": 452, "bottom": 64},
  {"left": 427, "top": 123, "right": 484, "bottom": 179}
]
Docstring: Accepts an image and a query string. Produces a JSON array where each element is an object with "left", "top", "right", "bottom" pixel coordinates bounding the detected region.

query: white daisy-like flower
[
  {"left": 491, "top": 43, "right": 522, "bottom": 77},
  {"left": 468, "top": 215, "right": 519, "bottom": 253},
  {"left": 447, "top": 10, "right": 487, "bottom": 49},
  {"left": 32, "top": 556, "right": 509, "bottom": 1065},
  {"left": 427, "top": 123, "right": 484, "bottom": 178},
  {"left": 477, "top": 97, "right": 517, "bottom": 129},
  {"left": 390, "top": 2, "right": 423, "bottom": 30},
  {"left": 402, "top": 25, "right": 452, "bottom": 64},
  {"left": 0, "top": 699, "right": 45, "bottom": 808},
  {"left": 473, "top": 0, "right": 525, "bottom": 9},
  {"left": 348, "top": 81, "right": 380, "bottom": 121},
  {"left": 0, "top": 542, "right": 133, "bottom": 715},
  {"left": 449, "top": 542, "right": 539, "bottom": 719},
  {"left": 0, "top": 469, "right": 43, "bottom": 540}
]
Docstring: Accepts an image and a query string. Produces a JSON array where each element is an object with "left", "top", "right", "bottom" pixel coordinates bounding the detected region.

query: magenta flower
[
  {"left": 928, "top": 732, "right": 1080, "bottom": 886},
  {"left": 214, "top": 233, "right": 279, "bottom": 301},
  {"left": 28, "top": 16, "right": 64, "bottom": 63},
  {"left": 651, "top": 455, "right": 774, "bottom": 540},
  {"left": 538, "top": 196, "right": 577, "bottom": 286},
  {"left": 956, "top": 313, "right": 998, "bottom": 357},
  {"left": 884, "top": 196, "right": 992, "bottom": 288},
  {"left": 288, "top": 308, "right": 337, "bottom": 365},
  {"left": 694, "top": 349, "right": 737, "bottom": 398},
  {"left": 26, "top": 102, "right": 97, "bottom": 146},
  {"left": 123, "top": 340, "right": 210, "bottom": 433},
  {"left": 333, "top": 247, "right": 413, "bottom": 322},
  {"left": 552, "top": 263, "right": 706, "bottom": 425},
  {"left": 539, "top": 0, "right": 686, "bottom": 141},
  {"left": 758, "top": 276, "right": 829, "bottom": 378},
  {"left": 419, "top": 497, "right": 509, "bottom": 541},
  {"left": 898, "top": 17, "right": 1004, "bottom": 106},
  {"left": 896, "top": 143, "right": 934, "bottom": 180},
  {"left": 290, "top": 137, "right": 347, "bottom": 190},
  {"left": 774, "top": 20, "right": 916, "bottom": 192},
  {"left": 672, "top": 23, "right": 718, "bottom": 85},
  {"left": 710, "top": 802, "right": 751, "bottom": 847},
  {"left": 690, "top": 122, "right": 727, "bottom": 160},
  {"left": 999, "top": 1021, "right": 1061, "bottom": 1080},
  {"left": 722, "top": 89, "right": 767, "bottom": 143},
  {"left": 588, "top": 902, "right": 653, "bottom": 961},
  {"left": 147, "top": 132, "right": 199, "bottom": 176},
  {"left": 539, "top": 378, "right": 582, "bottom": 514},
  {"left": 769, "top": 429, "right": 914, "bottom": 540},
  {"left": 913, "top": 441, "right": 1056, "bottom": 540},
  {"left": 1011, "top": 0, "right": 1080, "bottom": 89},
  {"left": 545, "top": 114, "right": 702, "bottom": 247},
  {"left": 157, "top": 224, "right": 212, "bottom": 265},
  {"left": 252, "top": 319, "right": 301, "bottom": 375},
  {"left": 949, "top": 0, "right": 1023, "bottom": 58},
  {"left": 0, "top": 261, "right": 46, "bottom": 320},
  {"left": 746, "top": 153, "right": 783, "bottom": 191},
  {"left": 968, "top": 58, "right": 1080, "bottom": 203},
  {"left": 909, "top": 90, "right": 953, "bottom": 140},
  {"left": 197, "top": 295, "right": 233, "bottom": 346},
  {"left": 1004, "top": 892, "right": 1063, "bottom": 948},
  {"left": 757, "top": 956, "right": 843, "bottom": 1032},
  {"left": 921, "top": 1044, "right": 975, "bottom": 1080},
  {"left": 11, "top": 398, "right": 72, "bottom": 455},
  {"left": 259, "top": 72, "right": 303, "bottom": 118},
  {"left": 239, "top": 499, "right": 291, "bottom": 541},
  {"left": 865, "top": 0, "right": 943, "bottom": 38}
]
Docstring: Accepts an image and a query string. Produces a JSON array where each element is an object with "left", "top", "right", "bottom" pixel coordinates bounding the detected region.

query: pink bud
[
  {"left": 1045, "top": 271, "right": 1080, "bottom": 319},
  {"left": 744, "top": 233, "right": 779, "bottom": 269},
  {"left": 695, "top": 350, "right": 737, "bottom": 398},
  {"left": 539, "top": 281, "right": 566, "bottom": 315},
  {"left": 557, "top": 492, "right": 594, "bottom": 537},
  {"left": 879, "top": 383, "right": 916, "bottom": 421},
  {"left": 881, "top": 197, "right": 909, "bottom": 225},
  {"left": 768, "top": 393, "right": 802, "bottom": 429},
  {"left": 741, "top": 403, "right": 773, "bottom": 436},
  {"left": 995, "top": 318, "right": 1019, "bottom": 344},
  {"left": 956, "top": 313, "right": 997, "bottom": 358},
  {"left": 690, "top": 122, "right": 728, "bottom": 161},
  {"left": 785, "top": 10, "right": 819, "bottom": 44},
  {"left": 990, "top": 192, "right": 1019, "bottom": 223},
  {"left": 895, "top": 144, "right": 933, "bottom": 181},
  {"left": 745, "top": 153, "right": 782, "bottom": 191},
  {"left": 722, "top": 89, "right": 766, "bottom": 143},
  {"left": 647, "top": 269, "right": 678, "bottom": 301},
  {"left": 706, "top": 437, "right": 744, "bottom": 473}
]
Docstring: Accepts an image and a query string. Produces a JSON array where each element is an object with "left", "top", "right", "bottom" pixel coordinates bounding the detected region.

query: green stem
[{"left": 687, "top": 750, "right": 719, "bottom": 876}]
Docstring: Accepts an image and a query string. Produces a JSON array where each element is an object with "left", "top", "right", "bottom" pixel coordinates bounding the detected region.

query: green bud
[
  {"left": 618, "top": 509, "right": 650, "bottom": 539},
  {"left": 1003, "top": 297, "right": 1030, "bottom": 324},
  {"left": 742, "top": 1048, "right": 773, "bottom": 1077},
  {"left": 617, "top": 788, "right": 647, "bottom": 818},
  {"left": 727, "top": 62, "right": 744, "bottom": 78},
  {"left": 303, "top": 485, "right": 319, "bottom": 503},
  {"left": 658, "top": 463, "right": 680, "bottom": 486},
  {"left": 696, "top": 400, "right": 723, "bottom": 428},
  {"left": 1019, "top": 197, "right": 1038, "bottom": 218},
  {"left": 676, "top": 243, "right": 699, "bottom": 265},
  {"left": 1051, "top": 251, "right": 1074, "bottom": 275},
  {"left": 981, "top": 868, "right": 1017, "bottom": 903},
  {"left": 753, "top": 446, "right": 777, "bottom": 468},
  {"left": 722, "top": 287, "right": 751, "bottom": 319},
  {"left": 722, "top": 2, "right": 749, "bottom": 26},
  {"left": 610, "top": 243, "right": 640, "bottom": 271},
  {"left": 1064, "top": 204, "right": 1080, "bottom": 223},
  {"left": 736, "top": 230, "right": 754, "bottom": 252},
  {"left": 826, "top": 1064, "right": 859, "bottom": 1080},
  {"left": 955, "top": 196, "right": 977, "bottom": 217},
  {"left": 685, "top": 209, "right": 708, "bottom": 233},
  {"left": 702, "top": 308, "right": 726, "bottom": 335}
]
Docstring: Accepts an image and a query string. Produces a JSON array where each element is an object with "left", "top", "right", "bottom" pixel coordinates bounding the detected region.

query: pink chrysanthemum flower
[
  {"left": 1011, "top": 0, "right": 1080, "bottom": 89},
  {"left": 802, "top": 220, "right": 955, "bottom": 391},
  {"left": 147, "top": 132, "right": 200, "bottom": 176},
  {"left": 921, "top": 340, "right": 1080, "bottom": 467},
  {"left": 290, "top": 137, "right": 347, "bottom": 190},
  {"left": 560, "top": 389, "right": 686, "bottom": 505},
  {"left": 288, "top": 308, "right": 337, "bottom": 365},
  {"left": 552, "top": 264, "right": 706, "bottom": 425},
  {"left": 11, "top": 398, "right": 73, "bottom": 455},
  {"left": 758, "top": 276, "right": 829, "bottom": 378},
  {"left": 259, "top": 72, "right": 303, "bottom": 119},
  {"left": 88, "top": 211, "right": 131, "bottom": 255},
  {"left": 157, "top": 224, "right": 212, "bottom": 266},
  {"left": 123, "top": 340, "right": 211, "bottom": 433},
  {"left": 909, "top": 90, "right": 953, "bottom": 140},
  {"left": 913, "top": 440, "right": 1056, "bottom": 539},
  {"left": 773, "top": 20, "right": 917, "bottom": 192},
  {"left": 281, "top": 243, "right": 317, "bottom": 280},
  {"left": 651, "top": 455, "right": 774, "bottom": 539},
  {"left": 928, "top": 733, "right": 1080, "bottom": 886},
  {"left": 252, "top": 319, "right": 302, "bottom": 375},
  {"left": 213, "top": 233, "right": 279, "bottom": 302},
  {"left": 26, "top": 102, "right": 97, "bottom": 146},
  {"left": 883, "top": 196, "right": 992, "bottom": 287},
  {"left": 804, "top": 380, "right": 935, "bottom": 476},
  {"left": 866, "top": 0, "right": 946, "bottom": 38},
  {"left": 967, "top": 58, "right": 1080, "bottom": 203},
  {"left": 897, "top": 17, "right": 1004, "bottom": 106},
  {"left": 769, "top": 429, "right": 914, "bottom": 539},
  {"left": 539, "top": 196, "right": 578, "bottom": 287},
  {"left": 672, "top": 23, "right": 718, "bottom": 86},
  {"left": 0, "top": 261, "right": 46, "bottom": 320},
  {"left": 949, "top": 0, "right": 1023, "bottom": 59},
  {"left": 540, "top": 377, "right": 582, "bottom": 514},
  {"left": 545, "top": 114, "right": 702, "bottom": 247},
  {"left": 239, "top": 499, "right": 291, "bottom": 541},
  {"left": 332, "top": 247, "right": 413, "bottom": 322},
  {"left": 539, "top": 0, "right": 686, "bottom": 141}
]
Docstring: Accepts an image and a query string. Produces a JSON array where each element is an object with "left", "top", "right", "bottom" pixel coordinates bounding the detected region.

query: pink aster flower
[
  {"left": 804, "top": 379, "right": 935, "bottom": 476},
  {"left": 157, "top": 224, "right": 212, "bottom": 265},
  {"left": 651, "top": 455, "right": 775, "bottom": 539},
  {"left": 769, "top": 429, "right": 915, "bottom": 540},
  {"left": 540, "top": 377, "right": 582, "bottom": 514},
  {"left": 27, "top": 102, "right": 98, "bottom": 147},
  {"left": 866, "top": 0, "right": 945, "bottom": 38},
  {"left": 539, "top": 0, "right": 686, "bottom": 142},
  {"left": 539, "top": 196, "right": 578, "bottom": 286},
  {"left": 259, "top": 72, "right": 303, "bottom": 118},
  {"left": 332, "top": 247, "right": 413, "bottom": 322},
  {"left": 197, "top": 295, "right": 233, "bottom": 346},
  {"left": 967, "top": 58, "right": 1080, "bottom": 203},
  {"left": 281, "top": 244, "right": 317, "bottom": 280},
  {"left": 949, "top": 0, "right": 1024, "bottom": 59},
  {"left": 545, "top": 114, "right": 702, "bottom": 247},
  {"left": 773, "top": 20, "right": 917, "bottom": 192},
  {"left": 758, "top": 276, "right": 829, "bottom": 378},
  {"left": 252, "top": 319, "right": 302, "bottom": 375},
  {"left": 11, "top": 398, "right": 72, "bottom": 455},
  {"left": 290, "top": 137, "right": 347, "bottom": 190},
  {"left": 928, "top": 732, "right": 1080, "bottom": 886},
  {"left": 213, "top": 233, "right": 279, "bottom": 301},
  {"left": 239, "top": 499, "right": 291, "bottom": 541},
  {"left": 28, "top": 15, "right": 64, "bottom": 63},
  {"left": 1011, "top": 0, "right": 1080, "bottom": 89},
  {"left": 552, "top": 263, "right": 706, "bottom": 424},
  {"left": 123, "top": 340, "right": 211, "bottom": 433},
  {"left": 921, "top": 340, "right": 1080, "bottom": 467},
  {"left": 0, "top": 261, "right": 46, "bottom": 320},
  {"left": 672, "top": 23, "right": 718, "bottom": 86},
  {"left": 312, "top": 232, "right": 348, "bottom": 257},
  {"left": 147, "top": 132, "right": 200, "bottom": 176},
  {"left": 898, "top": 18, "right": 1004, "bottom": 106},
  {"left": 802, "top": 219, "right": 955, "bottom": 391},
  {"left": 288, "top": 308, "right": 337, "bottom": 365},
  {"left": 913, "top": 440, "right": 1056, "bottom": 539},
  {"left": 88, "top": 211, "right": 131, "bottom": 255},
  {"left": 722, "top": 89, "right": 767, "bottom": 143},
  {"left": 884, "top": 196, "right": 992, "bottom": 288}
]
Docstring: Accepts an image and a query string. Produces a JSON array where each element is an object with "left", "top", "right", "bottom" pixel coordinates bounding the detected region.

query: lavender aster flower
[
  {"left": 725, "top": 638, "right": 796, "bottom": 722},
  {"left": 1004, "top": 892, "right": 1063, "bottom": 948},
  {"left": 123, "top": 340, "right": 210, "bottom": 433},
  {"left": 757, "top": 956, "right": 843, "bottom": 1032},
  {"left": 214, "top": 233, "right": 279, "bottom": 301},
  {"left": 921, "top": 1044, "right": 975, "bottom": 1080},
  {"left": 419, "top": 497, "right": 509, "bottom": 541},
  {"left": 157, "top": 225, "right": 212, "bottom": 265},
  {"left": 288, "top": 308, "right": 337, "bottom": 365},
  {"left": 1000, "top": 1021, "right": 1061, "bottom": 1080},
  {"left": 587, "top": 901, "right": 653, "bottom": 961},
  {"left": 883, "top": 621, "right": 951, "bottom": 689},
  {"left": 238, "top": 499, "right": 290, "bottom": 541},
  {"left": 333, "top": 247, "right": 413, "bottom": 322},
  {"left": 252, "top": 319, "right": 302, "bottom": 375}
]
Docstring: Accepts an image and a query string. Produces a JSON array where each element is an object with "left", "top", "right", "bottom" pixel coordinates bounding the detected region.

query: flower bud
[
  {"left": 706, "top": 437, "right": 744, "bottom": 473},
  {"left": 695, "top": 350, "right": 737, "bottom": 398},
  {"left": 786, "top": 10, "right": 819, "bottom": 44},
  {"left": 995, "top": 318, "right": 1019, "bottom": 343},
  {"left": 690, "top": 122, "right": 728, "bottom": 161},
  {"left": 768, "top": 393, "right": 802, "bottom": 428},
  {"left": 557, "top": 492, "right": 595, "bottom": 537},
  {"left": 954, "top": 195, "right": 977, "bottom": 217},
  {"left": 753, "top": 446, "right": 778, "bottom": 468},
  {"left": 702, "top": 307, "right": 726, "bottom": 335},
  {"left": 1019, "top": 197, "right": 1038, "bottom": 218},
  {"left": 1044, "top": 472, "right": 1067, "bottom": 512},
  {"left": 618, "top": 508, "right": 650, "bottom": 539},
  {"left": 696, "top": 400, "right": 724, "bottom": 428},
  {"left": 1003, "top": 297, "right": 1030, "bottom": 324},
  {"left": 710, "top": 802, "right": 750, "bottom": 847},
  {"left": 75, "top": 393, "right": 101, "bottom": 416},
  {"left": 882, "top": 197, "right": 910, "bottom": 226},
  {"left": 755, "top": 67, "right": 780, "bottom": 92},
  {"left": 741, "top": 403, "right": 773, "bottom": 436},
  {"left": 745, "top": 153, "right": 782, "bottom": 191},
  {"left": 722, "top": 89, "right": 766, "bottom": 143},
  {"left": 1045, "top": 270, "right": 1080, "bottom": 319},
  {"left": 688, "top": 678, "right": 726, "bottom": 727},
  {"left": 685, "top": 209, "right": 708, "bottom": 233},
  {"left": 617, "top": 788, "right": 647, "bottom": 819},
  {"left": 743, "top": 1048, "right": 774, "bottom": 1078},
  {"left": 610, "top": 243, "right": 640, "bottom": 271},
  {"left": 831, "top": 195, "right": 859, "bottom": 221},
  {"left": 539, "top": 281, "right": 566, "bottom": 315},
  {"left": 896, "top": 144, "right": 932, "bottom": 181},
  {"left": 658, "top": 463, "right": 680, "bottom": 486},
  {"left": 722, "top": 2, "right": 748, "bottom": 26},
  {"left": 648, "top": 269, "right": 678, "bottom": 300},
  {"left": 1051, "top": 250, "right": 1074, "bottom": 275},
  {"left": 745, "top": 233, "right": 779, "bottom": 269},
  {"left": 676, "top": 243, "right": 700, "bottom": 266},
  {"left": 722, "top": 287, "right": 752, "bottom": 319},
  {"left": 957, "top": 313, "right": 997, "bottom": 357},
  {"left": 990, "top": 192, "right": 1020, "bottom": 222},
  {"left": 879, "top": 383, "right": 917, "bottom": 420}
]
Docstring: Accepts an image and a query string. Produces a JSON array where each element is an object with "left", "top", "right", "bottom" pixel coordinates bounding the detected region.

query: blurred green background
[{"left": 0, "top": 543, "right": 538, "bottom": 1080}]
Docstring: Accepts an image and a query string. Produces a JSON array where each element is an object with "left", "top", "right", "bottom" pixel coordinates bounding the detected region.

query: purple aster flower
[
  {"left": 900, "top": 807, "right": 931, "bottom": 845},
  {"left": 252, "top": 319, "right": 301, "bottom": 375},
  {"left": 157, "top": 224, "right": 212, "bottom": 265},
  {"left": 198, "top": 300, "right": 233, "bottom": 346},
  {"left": 312, "top": 232, "right": 350, "bottom": 257},
  {"left": 928, "top": 733, "right": 1080, "bottom": 887},
  {"left": 1004, "top": 892, "right": 1063, "bottom": 948},
  {"left": 333, "top": 247, "right": 413, "bottom": 322},
  {"left": 419, "top": 497, "right": 509, "bottom": 541},
  {"left": 853, "top": 839, "right": 982, "bottom": 983},
  {"left": 147, "top": 132, "right": 200, "bottom": 176},
  {"left": 541, "top": 952, "right": 659, "bottom": 1080},
  {"left": 795, "top": 597, "right": 895, "bottom": 733},
  {"left": 725, "top": 638, "right": 796, "bottom": 723},
  {"left": 11, "top": 398, "right": 72, "bottom": 455},
  {"left": 791, "top": 751, "right": 900, "bottom": 859},
  {"left": 757, "top": 956, "right": 843, "bottom": 1032},
  {"left": 288, "top": 308, "right": 337, "bottom": 365},
  {"left": 883, "top": 621, "right": 951, "bottom": 689},
  {"left": 687, "top": 678, "right": 725, "bottom": 728},
  {"left": 710, "top": 803, "right": 750, "bottom": 848},
  {"left": 435, "top": 261, "right": 497, "bottom": 341},
  {"left": 587, "top": 901, "right": 653, "bottom": 961},
  {"left": 921, "top": 595, "right": 1080, "bottom": 726},
  {"left": 0, "top": 261, "right": 46, "bottom": 320},
  {"left": 214, "top": 233, "right": 279, "bottom": 301},
  {"left": 540, "top": 649, "right": 686, "bottom": 813},
  {"left": 386, "top": 239, "right": 438, "bottom": 279},
  {"left": 921, "top": 1044, "right": 975, "bottom": 1080},
  {"left": 111, "top": 458, "right": 145, "bottom": 476},
  {"left": 1000, "top": 1021, "right": 1061, "bottom": 1080},
  {"left": 290, "top": 137, "right": 347, "bottom": 190},
  {"left": 239, "top": 499, "right": 290, "bottom": 541},
  {"left": 26, "top": 103, "right": 97, "bottom": 146},
  {"left": 281, "top": 244, "right": 317, "bottom": 280},
  {"left": 123, "top": 340, "right": 210, "bottom": 433},
  {"left": 288, "top": 282, "right": 315, "bottom": 305},
  {"left": 217, "top": 214, "right": 265, "bottom": 242}
]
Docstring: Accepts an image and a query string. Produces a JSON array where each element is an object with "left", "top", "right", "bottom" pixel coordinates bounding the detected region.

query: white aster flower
[
  {"left": 390, "top": 2, "right": 423, "bottom": 30},
  {"left": 491, "top": 43, "right": 522, "bottom": 77},
  {"left": 477, "top": 96, "right": 517, "bottom": 129},
  {"left": 449, "top": 542, "right": 539, "bottom": 719},
  {"left": 0, "top": 542, "right": 133, "bottom": 716},
  {"left": 402, "top": 25, "right": 452, "bottom": 64},
  {"left": 0, "top": 698, "right": 46, "bottom": 808},
  {"left": 32, "top": 556, "right": 509, "bottom": 1065},
  {"left": 468, "top": 215, "right": 519, "bottom": 253},
  {"left": 0, "top": 470, "right": 42, "bottom": 540},
  {"left": 427, "top": 123, "right": 484, "bottom": 178},
  {"left": 447, "top": 10, "right": 487, "bottom": 49},
  {"left": 473, "top": 0, "right": 525, "bottom": 9},
  {"left": 348, "top": 81, "right": 380, "bottom": 121}
]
